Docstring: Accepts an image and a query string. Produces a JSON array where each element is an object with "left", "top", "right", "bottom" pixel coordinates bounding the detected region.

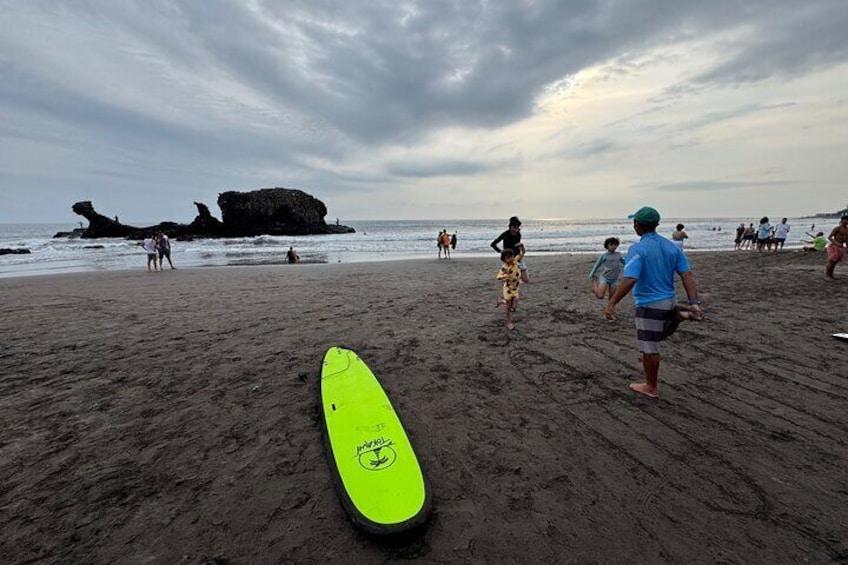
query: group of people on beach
[
  {"left": 490, "top": 210, "right": 848, "bottom": 398},
  {"left": 733, "top": 217, "right": 792, "bottom": 251},
  {"left": 139, "top": 231, "right": 175, "bottom": 272},
  {"left": 490, "top": 209, "right": 701, "bottom": 399},
  {"left": 436, "top": 230, "right": 457, "bottom": 259},
  {"left": 731, "top": 215, "right": 848, "bottom": 280}
]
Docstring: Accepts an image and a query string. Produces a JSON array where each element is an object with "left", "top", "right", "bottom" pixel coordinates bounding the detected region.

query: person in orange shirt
[{"left": 441, "top": 230, "right": 452, "bottom": 259}]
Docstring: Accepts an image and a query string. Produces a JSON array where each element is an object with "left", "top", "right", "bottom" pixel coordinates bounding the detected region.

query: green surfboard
[{"left": 321, "top": 347, "right": 430, "bottom": 535}]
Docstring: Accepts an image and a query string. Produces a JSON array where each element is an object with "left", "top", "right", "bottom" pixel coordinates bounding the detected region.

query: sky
[{"left": 1, "top": 1, "right": 847, "bottom": 224}]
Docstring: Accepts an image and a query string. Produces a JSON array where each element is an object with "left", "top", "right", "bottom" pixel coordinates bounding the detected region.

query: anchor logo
[{"left": 356, "top": 437, "right": 397, "bottom": 471}]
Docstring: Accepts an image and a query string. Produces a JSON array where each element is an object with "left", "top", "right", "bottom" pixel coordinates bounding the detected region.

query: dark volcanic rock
[
  {"left": 72, "top": 202, "right": 136, "bottom": 238},
  {"left": 218, "top": 188, "right": 354, "bottom": 236},
  {"left": 189, "top": 202, "right": 225, "bottom": 236},
  {"left": 0, "top": 248, "right": 31, "bottom": 255},
  {"left": 53, "top": 228, "right": 86, "bottom": 238},
  {"left": 62, "top": 188, "right": 354, "bottom": 240}
]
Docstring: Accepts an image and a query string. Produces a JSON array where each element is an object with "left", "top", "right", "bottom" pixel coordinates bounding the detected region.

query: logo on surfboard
[{"left": 356, "top": 437, "right": 397, "bottom": 471}]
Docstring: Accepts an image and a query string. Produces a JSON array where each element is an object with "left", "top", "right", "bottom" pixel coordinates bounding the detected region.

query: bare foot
[
  {"left": 496, "top": 297, "right": 506, "bottom": 308},
  {"left": 629, "top": 382, "right": 658, "bottom": 398},
  {"left": 506, "top": 323, "right": 515, "bottom": 331}
]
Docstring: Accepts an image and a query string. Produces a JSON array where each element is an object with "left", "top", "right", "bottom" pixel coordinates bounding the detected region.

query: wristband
[{"left": 688, "top": 299, "right": 701, "bottom": 305}]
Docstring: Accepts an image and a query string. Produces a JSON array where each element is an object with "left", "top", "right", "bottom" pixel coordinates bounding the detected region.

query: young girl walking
[
  {"left": 496, "top": 245, "right": 525, "bottom": 330},
  {"left": 589, "top": 237, "right": 625, "bottom": 301}
]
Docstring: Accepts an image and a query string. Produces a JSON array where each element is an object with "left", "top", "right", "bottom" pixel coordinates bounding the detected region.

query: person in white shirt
[
  {"left": 773, "top": 218, "right": 791, "bottom": 251},
  {"left": 140, "top": 234, "right": 159, "bottom": 271}
]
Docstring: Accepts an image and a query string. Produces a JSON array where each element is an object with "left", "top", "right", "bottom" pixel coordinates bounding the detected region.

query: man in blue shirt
[{"left": 605, "top": 206, "right": 702, "bottom": 398}]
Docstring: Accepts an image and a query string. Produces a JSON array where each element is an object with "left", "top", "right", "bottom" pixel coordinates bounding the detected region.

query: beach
[{"left": 1, "top": 251, "right": 846, "bottom": 564}]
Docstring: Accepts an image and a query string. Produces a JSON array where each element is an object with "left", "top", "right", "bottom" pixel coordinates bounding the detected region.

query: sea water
[{"left": 0, "top": 217, "right": 821, "bottom": 279}]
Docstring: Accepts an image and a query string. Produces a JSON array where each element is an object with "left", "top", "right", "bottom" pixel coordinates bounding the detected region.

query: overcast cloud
[{"left": 1, "top": 0, "right": 846, "bottom": 222}]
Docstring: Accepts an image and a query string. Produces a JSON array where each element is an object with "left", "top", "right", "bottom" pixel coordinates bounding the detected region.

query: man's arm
[
  {"left": 680, "top": 271, "right": 703, "bottom": 317},
  {"left": 604, "top": 277, "right": 636, "bottom": 320}
]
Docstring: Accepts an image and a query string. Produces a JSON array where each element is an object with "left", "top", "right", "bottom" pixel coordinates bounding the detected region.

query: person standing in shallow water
[
  {"left": 734, "top": 223, "right": 745, "bottom": 250},
  {"left": 286, "top": 246, "right": 300, "bottom": 264},
  {"left": 157, "top": 231, "right": 175, "bottom": 270},
  {"left": 604, "top": 206, "right": 702, "bottom": 399},
  {"left": 141, "top": 234, "right": 159, "bottom": 272},
  {"left": 671, "top": 224, "right": 688, "bottom": 252}
]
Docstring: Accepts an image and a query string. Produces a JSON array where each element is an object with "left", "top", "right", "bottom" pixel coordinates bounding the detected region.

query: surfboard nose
[{"left": 322, "top": 346, "right": 352, "bottom": 378}]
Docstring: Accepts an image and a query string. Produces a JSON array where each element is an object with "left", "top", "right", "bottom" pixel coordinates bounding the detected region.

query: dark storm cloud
[
  {"left": 15, "top": 0, "right": 832, "bottom": 144},
  {"left": 1, "top": 1, "right": 846, "bottom": 220},
  {"left": 4, "top": 1, "right": 844, "bottom": 145}
]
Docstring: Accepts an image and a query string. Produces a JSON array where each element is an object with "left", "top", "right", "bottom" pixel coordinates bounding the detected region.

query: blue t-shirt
[
  {"left": 622, "top": 232, "right": 691, "bottom": 306},
  {"left": 757, "top": 223, "right": 771, "bottom": 240}
]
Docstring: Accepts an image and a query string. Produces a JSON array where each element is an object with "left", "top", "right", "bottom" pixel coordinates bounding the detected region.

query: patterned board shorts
[
  {"left": 827, "top": 244, "right": 844, "bottom": 263},
  {"left": 634, "top": 297, "right": 677, "bottom": 354}
]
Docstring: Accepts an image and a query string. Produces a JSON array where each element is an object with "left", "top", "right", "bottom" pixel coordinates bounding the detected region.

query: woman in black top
[{"left": 491, "top": 216, "right": 528, "bottom": 283}]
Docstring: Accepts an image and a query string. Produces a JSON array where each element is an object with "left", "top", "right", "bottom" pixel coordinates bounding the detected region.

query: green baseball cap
[{"left": 628, "top": 206, "right": 661, "bottom": 225}]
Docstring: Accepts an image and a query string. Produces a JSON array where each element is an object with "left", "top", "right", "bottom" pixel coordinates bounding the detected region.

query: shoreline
[{"left": 0, "top": 243, "right": 815, "bottom": 281}]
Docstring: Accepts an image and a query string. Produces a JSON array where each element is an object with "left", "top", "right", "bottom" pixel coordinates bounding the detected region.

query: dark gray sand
[{"left": 1, "top": 251, "right": 846, "bottom": 564}]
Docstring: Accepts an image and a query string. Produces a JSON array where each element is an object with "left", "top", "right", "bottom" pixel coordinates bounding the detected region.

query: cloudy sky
[{"left": 2, "top": 1, "right": 847, "bottom": 223}]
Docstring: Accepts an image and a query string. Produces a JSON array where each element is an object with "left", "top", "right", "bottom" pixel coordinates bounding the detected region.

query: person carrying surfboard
[{"left": 603, "top": 206, "right": 702, "bottom": 399}]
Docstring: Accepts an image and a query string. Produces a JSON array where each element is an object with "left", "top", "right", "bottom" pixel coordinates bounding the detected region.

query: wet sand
[{"left": 1, "top": 251, "right": 846, "bottom": 564}]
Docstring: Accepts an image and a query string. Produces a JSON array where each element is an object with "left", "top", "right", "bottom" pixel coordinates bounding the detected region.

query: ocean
[{"left": 0, "top": 217, "right": 821, "bottom": 279}]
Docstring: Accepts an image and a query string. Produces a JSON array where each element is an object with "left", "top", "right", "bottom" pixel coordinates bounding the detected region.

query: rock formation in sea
[
  {"left": 59, "top": 188, "right": 355, "bottom": 239},
  {"left": 217, "top": 188, "right": 349, "bottom": 236}
]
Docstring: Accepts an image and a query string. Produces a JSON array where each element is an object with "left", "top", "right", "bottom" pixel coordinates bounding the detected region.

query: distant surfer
[
  {"left": 604, "top": 207, "right": 702, "bottom": 398},
  {"left": 491, "top": 216, "right": 528, "bottom": 283},
  {"left": 824, "top": 215, "right": 848, "bottom": 280}
]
